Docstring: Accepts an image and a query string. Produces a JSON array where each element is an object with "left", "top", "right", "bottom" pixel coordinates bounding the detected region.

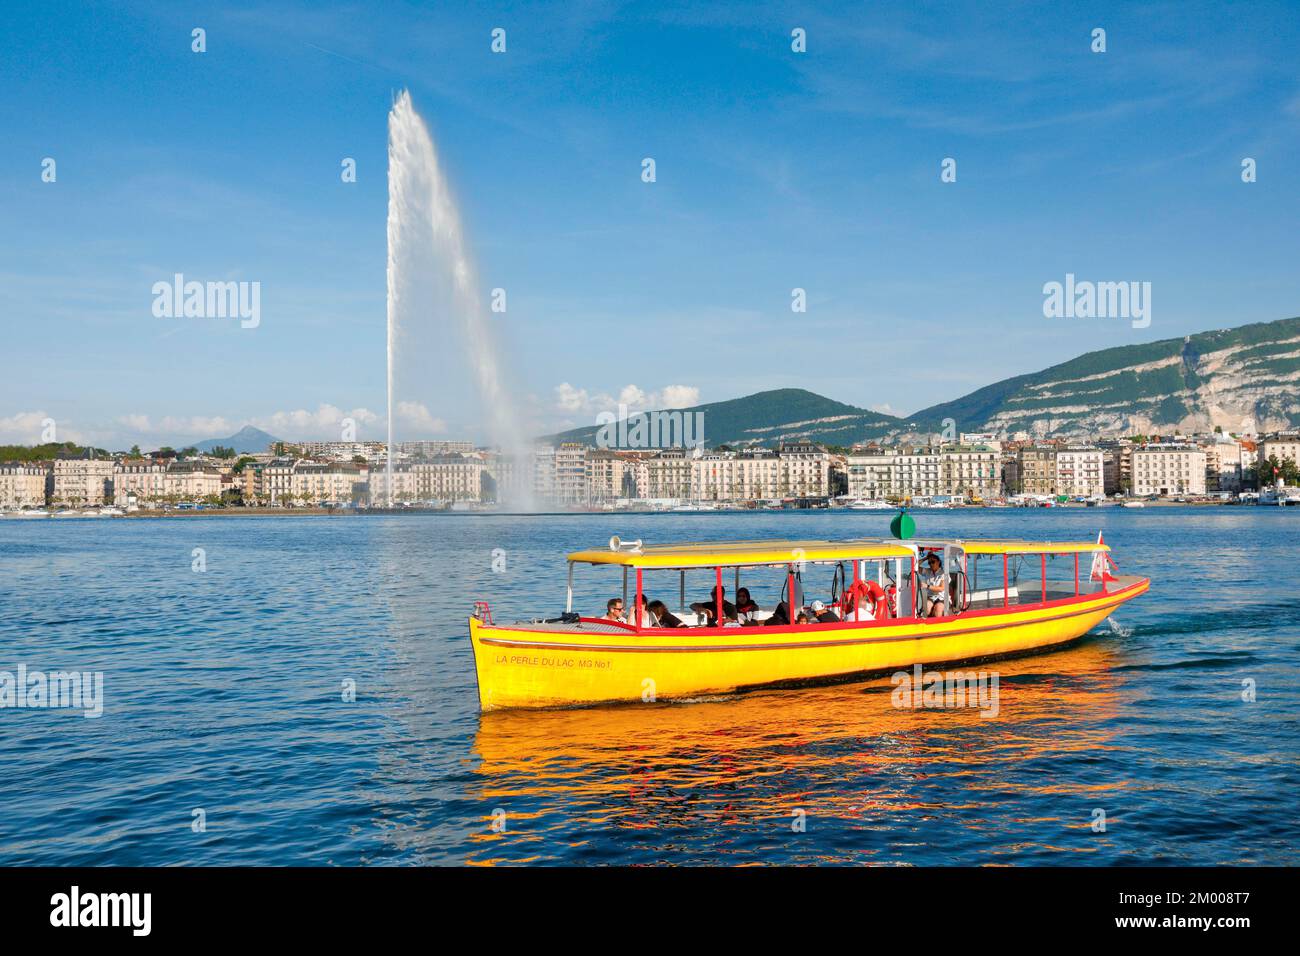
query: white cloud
[
  {"left": 253, "top": 404, "right": 379, "bottom": 440},
  {"left": 552, "top": 383, "right": 701, "bottom": 419},
  {"left": 395, "top": 401, "right": 446, "bottom": 435},
  {"left": 161, "top": 415, "right": 233, "bottom": 437},
  {"left": 0, "top": 410, "right": 58, "bottom": 444},
  {"left": 658, "top": 385, "right": 700, "bottom": 409},
  {"left": 554, "top": 382, "right": 591, "bottom": 413}
]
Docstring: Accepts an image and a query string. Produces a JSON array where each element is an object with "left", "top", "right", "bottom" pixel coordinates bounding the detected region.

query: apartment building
[
  {"left": 846, "top": 450, "right": 942, "bottom": 499},
  {"left": 368, "top": 464, "right": 417, "bottom": 505},
  {"left": 638, "top": 450, "right": 692, "bottom": 499},
  {"left": 295, "top": 441, "right": 387, "bottom": 462},
  {"left": 288, "top": 462, "right": 368, "bottom": 504},
  {"left": 940, "top": 446, "right": 1002, "bottom": 499},
  {"left": 1009, "top": 446, "right": 1057, "bottom": 495},
  {"left": 1131, "top": 445, "right": 1207, "bottom": 496},
  {"left": 1055, "top": 447, "right": 1105, "bottom": 498},
  {"left": 409, "top": 457, "right": 480, "bottom": 501},
  {"left": 1201, "top": 437, "right": 1245, "bottom": 493},
  {"left": 399, "top": 440, "right": 474, "bottom": 458},
  {"left": 1259, "top": 434, "right": 1300, "bottom": 469},
  {"left": 586, "top": 450, "right": 631, "bottom": 503},
  {"left": 775, "top": 442, "right": 832, "bottom": 498},
  {"left": 51, "top": 458, "right": 114, "bottom": 507},
  {"left": 0, "top": 464, "right": 49, "bottom": 509},
  {"left": 554, "top": 443, "right": 588, "bottom": 504}
]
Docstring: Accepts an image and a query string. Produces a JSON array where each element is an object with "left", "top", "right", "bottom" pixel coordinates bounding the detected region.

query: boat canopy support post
[
  {"left": 1074, "top": 553, "right": 1079, "bottom": 596},
  {"left": 622, "top": 567, "right": 628, "bottom": 612},
  {"left": 715, "top": 566, "right": 723, "bottom": 624},
  {"left": 566, "top": 562, "right": 574, "bottom": 613},
  {"left": 1040, "top": 554, "right": 1047, "bottom": 605},
  {"left": 635, "top": 568, "right": 643, "bottom": 630},
  {"left": 1003, "top": 554, "right": 1009, "bottom": 608},
  {"left": 679, "top": 570, "right": 685, "bottom": 613}
]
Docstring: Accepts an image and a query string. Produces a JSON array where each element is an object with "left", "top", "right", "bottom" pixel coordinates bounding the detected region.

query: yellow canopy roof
[
  {"left": 567, "top": 539, "right": 916, "bottom": 569},
  {"left": 956, "top": 539, "right": 1109, "bottom": 555},
  {"left": 568, "top": 537, "right": 1111, "bottom": 568}
]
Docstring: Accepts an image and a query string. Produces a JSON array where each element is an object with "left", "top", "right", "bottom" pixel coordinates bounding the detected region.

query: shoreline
[{"left": 2, "top": 500, "right": 1291, "bottom": 519}]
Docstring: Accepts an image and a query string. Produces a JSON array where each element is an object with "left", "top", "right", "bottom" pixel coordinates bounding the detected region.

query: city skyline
[{"left": 4, "top": 1, "right": 1299, "bottom": 450}]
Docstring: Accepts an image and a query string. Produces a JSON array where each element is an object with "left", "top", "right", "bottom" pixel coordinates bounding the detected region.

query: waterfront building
[
  {"left": 554, "top": 443, "right": 588, "bottom": 504},
  {"left": 586, "top": 450, "right": 632, "bottom": 503},
  {"left": 409, "top": 457, "right": 480, "bottom": 502},
  {"left": 532, "top": 446, "right": 557, "bottom": 501},
  {"left": 939, "top": 445, "right": 1002, "bottom": 500},
  {"left": 399, "top": 440, "right": 475, "bottom": 458},
  {"left": 846, "top": 449, "right": 941, "bottom": 500},
  {"left": 295, "top": 441, "right": 388, "bottom": 462},
  {"left": 367, "top": 464, "right": 417, "bottom": 505},
  {"left": 1201, "top": 436, "right": 1245, "bottom": 493},
  {"left": 1008, "top": 446, "right": 1057, "bottom": 495},
  {"left": 775, "top": 442, "right": 832, "bottom": 498},
  {"left": 162, "top": 462, "right": 225, "bottom": 501},
  {"left": 0, "top": 464, "right": 49, "bottom": 509},
  {"left": 639, "top": 449, "right": 691, "bottom": 500},
  {"left": 1259, "top": 434, "right": 1300, "bottom": 470},
  {"left": 1131, "top": 445, "right": 1207, "bottom": 496},
  {"left": 289, "top": 461, "right": 369, "bottom": 505},
  {"left": 112, "top": 459, "right": 168, "bottom": 504},
  {"left": 51, "top": 457, "right": 114, "bottom": 507},
  {"left": 1054, "top": 447, "right": 1105, "bottom": 498},
  {"left": 959, "top": 432, "right": 1003, "bottom": 452}
]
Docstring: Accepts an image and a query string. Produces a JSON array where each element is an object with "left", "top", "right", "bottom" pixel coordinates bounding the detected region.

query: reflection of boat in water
[
  {"left": 468, "top": 535, "right": 1147, "bottom": 711},
  {"left": 466, "top": 639, "right": 1127, "bottom": 863}
]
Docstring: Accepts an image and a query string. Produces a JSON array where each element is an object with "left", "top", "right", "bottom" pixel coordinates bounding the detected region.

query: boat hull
[{"left": 469, "top": 578, "right": 1149, "bottom": 711}]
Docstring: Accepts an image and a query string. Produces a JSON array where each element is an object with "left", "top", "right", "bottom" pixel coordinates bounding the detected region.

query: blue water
[{"left": 0, "top": 508, "right": 1297, "bottom": 865}]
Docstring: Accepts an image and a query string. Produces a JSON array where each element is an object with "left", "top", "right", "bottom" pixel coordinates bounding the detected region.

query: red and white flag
[{"left": 1090, "top": 531, "right": 1118, "bottom": 583}]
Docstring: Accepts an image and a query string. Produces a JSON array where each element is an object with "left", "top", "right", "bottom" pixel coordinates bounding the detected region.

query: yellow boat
[{"left": 468, "top": 535, "right": 1148, "bottom": 711}]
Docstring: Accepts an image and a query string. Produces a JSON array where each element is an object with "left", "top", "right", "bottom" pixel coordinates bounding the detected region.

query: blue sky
[{"left": 2, "top": 0, "right": 1298, "bottom": 448}]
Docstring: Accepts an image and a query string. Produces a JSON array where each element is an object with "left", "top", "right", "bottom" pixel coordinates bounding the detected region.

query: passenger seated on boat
[
  {"left": 841, "top": 579, "right": 877, "bottom": 622},
  {"left": 809, "top": 600, "right": 840, "bottom": 624},
  {"left": 764, "top": 601, "right": 791, "bottom": 626},
  {"left": 690, "top": 586, "right": 737, "bottom": 625},
  {"left": 735, "top": 588, "right": 759, "bottom": 623},
  {"left": 920, "top": 553, "right": 946, "bottom": 618},
  {"left": 602, "top": 598, "right": 626, "bottom": 622},
  {"left": 795, "top": 611, "right": 811, "bottom": 625},
  {"left": 646, "top": 600, "right": 687, "bottom": 628}
]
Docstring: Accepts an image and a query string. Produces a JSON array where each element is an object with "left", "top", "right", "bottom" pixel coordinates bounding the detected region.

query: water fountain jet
[{"left": 385, "top": 90, "right": 534, "bottom": 509}]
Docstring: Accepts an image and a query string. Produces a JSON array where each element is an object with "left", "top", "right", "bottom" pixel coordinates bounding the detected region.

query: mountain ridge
[{"left": 544, "top": 315, "right": 1300, "bottom": 447}]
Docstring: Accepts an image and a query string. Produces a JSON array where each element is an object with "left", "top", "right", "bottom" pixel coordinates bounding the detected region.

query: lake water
[{"left": 1, "top": 508, "right": 1297, "bottom": 865}]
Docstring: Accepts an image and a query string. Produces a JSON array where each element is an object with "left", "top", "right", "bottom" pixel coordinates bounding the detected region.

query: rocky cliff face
[
  {"left": 913, "top": 317, "right": 1300, "bottom": 438},
  {"left": 544, "top": 317, "right": 1300, "bottom": 448}
]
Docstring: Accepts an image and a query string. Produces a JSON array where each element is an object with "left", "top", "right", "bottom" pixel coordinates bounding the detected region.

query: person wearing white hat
[{"left": 809, "top": 599, "right": 840, "bottom": 624}]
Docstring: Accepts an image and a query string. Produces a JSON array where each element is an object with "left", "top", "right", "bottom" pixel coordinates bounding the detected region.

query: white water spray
[{"left": 385, "top": 90, "right": 533, "bottom": 509}]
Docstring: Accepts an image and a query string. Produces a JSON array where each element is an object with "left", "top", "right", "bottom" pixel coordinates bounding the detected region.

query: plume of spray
[{"left": 386, "top": 90, "right": 535, "bottom": 509}]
